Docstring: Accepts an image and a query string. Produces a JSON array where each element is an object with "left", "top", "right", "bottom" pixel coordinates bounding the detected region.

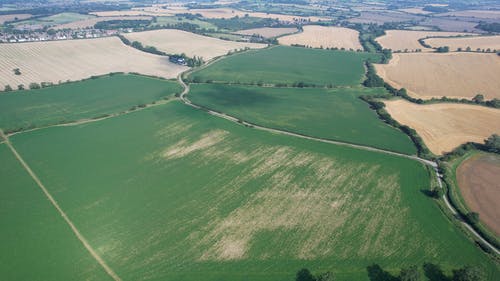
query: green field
[
  {"left": 0, "top": 143, "right": 112, "bottom": 281},
  {"left": 0, "top": 74, "right": 182, "bottom": 132},
  {"left": 189, "top": 46, "right": 380, "bottom": 86},
  {"left": 151, "top": 16, "right": 218, "bottom": 30},
  {"left": 7, "top": 101, "right": 498, "bottom": 281},
  {"left": 13, "top": 12, "right": 95, "bottom": 28},
  {"left": 188, "top": 83, "right": 416, "bottom": 154}
]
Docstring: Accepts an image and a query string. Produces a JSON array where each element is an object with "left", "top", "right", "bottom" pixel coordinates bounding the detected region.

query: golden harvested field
[
  {"left": 0, "top": 14, "right": 31, "bottom": 24},
  {"left": 54, "top": 16, "right": 152, "bottom": 29},
  {"left": 0, "top": 37, "right": 188, "bottom": 90},
  {"left": 375, "top": 53, "right": 500, "bottom": 100},
  {"left": 384, "top": 99, "right": 500, "bottom": 155},
  {"left": 424, "top": 35, "right": 500, "bottom": 51},
  {"left": 376, "top": 30, "right": 473, "bottom": 52},
  {"left": 123, "top": 29, "right": 266, "bottom": 61},
  {"left": 457, "top": 153, "right": 500, "bottom": 236},
  {"left": 278, "top": 25, "right": 362, "bottom": 50},
  {"left": 235, "top": 27, "right": 298, "bottom": 38}
]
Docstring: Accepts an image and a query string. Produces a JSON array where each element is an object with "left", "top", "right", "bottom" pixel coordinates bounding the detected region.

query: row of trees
[
  {"left": 3, "top": 81, "right": 54, "bottom": 91},
  {"left": 296, "top": 264, "right": 485, "bottom": 281}
]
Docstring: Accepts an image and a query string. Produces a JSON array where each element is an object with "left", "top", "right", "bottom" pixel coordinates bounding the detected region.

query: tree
[
  {"left": 484, "top": 134, "right": 500, "bottom": 153},
  {"left": 436, "top": 46, "right": 449, "bottom": 53},
  {"left": 428, "top": 188, "right": 442, "bottom": 199},
  {"left": 316, "top": 271, "right": 334, "bottom": 281},
  {"left": 465, "top": 212, "right": 479, "bottom": 225},
  {"left": 29, "top": 82, "right": 41, "bottom": 89},
  {"left": 400, "top": 265, "right": 420, "bottom": 281},
  {"left": 472, "top": 94, "right": 484, "bottom": 103},
  {"left": 296, "top": 268, "right": 315, "bottom": 281},
  {"left": 13, "top": 68, "right": 21, "bottom": 75},
  {"left": 4, "top": 85, "right": 13, "bottom": 91},
  {"left": 17, "top": 84, "right": 24, "bottom": 90},
  {"left": 452, "top": 266, "right": 484, "bottom": 281}
]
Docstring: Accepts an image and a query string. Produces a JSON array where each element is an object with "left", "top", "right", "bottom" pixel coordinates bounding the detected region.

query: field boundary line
[{"left": 0, "top": 129, "right": 122, "bottom": 281}]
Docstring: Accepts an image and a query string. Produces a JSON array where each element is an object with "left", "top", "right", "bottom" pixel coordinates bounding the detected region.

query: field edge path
[{"left": 0, "top": 129, "right": 122, "bottom": 281}]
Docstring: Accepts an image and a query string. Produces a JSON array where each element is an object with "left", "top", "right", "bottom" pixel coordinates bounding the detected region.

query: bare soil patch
[
  {"left": 424, "top": 35, "right": 500, "bottom": 51},
  {"left": 0, "top": 37, "right": 187, "bottom": 90},
  {"left": 235, "top": 27, "right": 298, "bottom": 38},
  {"left": 374, "top": 52, "right": 500, "bottom": 100},
  {"left": 278, "top": 25, "right": 362, "bottom": 50},
  {"left": 383, "top": 99, "right": 500, "bottom": 155},
  {"left": 457, "top": 153, "right": 500, "bottom": 236},
  {"left": 123, "top": 29, "right": 266, "bottom": 61},
  {"left": 376, "top": 30, "right": 473, "bottom": 52}
]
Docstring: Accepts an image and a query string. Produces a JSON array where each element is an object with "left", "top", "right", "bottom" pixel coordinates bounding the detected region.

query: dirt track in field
[
  {"left": 457, "top": 154, "right": 500, "bottom": 236},
  {"left": 0, "top": 129, "right": 122, "bottom": 281}
]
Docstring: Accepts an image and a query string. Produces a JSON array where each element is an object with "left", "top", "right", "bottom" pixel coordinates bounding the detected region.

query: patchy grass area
[
  {"left": 188, "top": 83, "right": 416, "bottom": 154},
  {"left": 0, "top": 74, "right": 182, "bottom": 132},
  {"left": 0, "top": 143, "right": 112, "bottom": 281},
  {"left": 189, "top": 46, "right": 380, "bottom": 86},
  {"left": 9, "top": 101, "right": 499, "bottom": 281}
]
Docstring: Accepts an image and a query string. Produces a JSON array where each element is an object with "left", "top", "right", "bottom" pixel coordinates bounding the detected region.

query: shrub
[{"left": 29, "top": 82, "right": 41, "bottom": 89}]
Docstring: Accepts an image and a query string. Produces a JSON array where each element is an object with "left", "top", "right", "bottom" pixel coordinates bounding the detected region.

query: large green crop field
[
  {"left": 7, "top": 101, "right": 498, "bottom": 281},
  {"left": 188, "top": 46, "right": 380, "bottom": 86},
  {"left": 0, "top": 74, "right": 182, "bottom": 132},
  {"left": 188, "top": 83, "right": 416, "bottom": 154},
  {"left": 0, "top": 143, "right": 112, "bottom": 281}
]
